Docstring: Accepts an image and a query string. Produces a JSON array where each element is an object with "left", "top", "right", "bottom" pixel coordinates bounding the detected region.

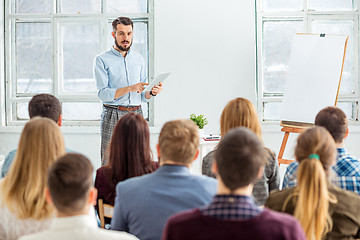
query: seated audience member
[
  {"left": 1, "top": 94, "right": 63, "bottom": 178},
  {"left": 111, "top": 119, "right": 217, "bottom": 240},
  {"left": 0, "top": 117, "right": 66, "bottom": 240},
  {"left": 202, "top": 97, "right": 279, "bottom": 205},
  {"left": 20, "top": 153, "right": 138, "bottom": 240},
  {"left": 283, "top": 106, "right": 360, "bottom": 194},
  {"left": 266, "top": 127, "right": 360, "bottom": 240},
  {"left": 163, "top": 127, "right": 305, "bottom": 240},
  {"left": 95, "top": 113, "right": 157, "bottom": 226}
]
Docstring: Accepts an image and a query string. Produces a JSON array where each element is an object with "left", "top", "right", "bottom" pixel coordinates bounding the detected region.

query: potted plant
[{"left": 189, "top": 114, "right": 208, "bottom": 137}]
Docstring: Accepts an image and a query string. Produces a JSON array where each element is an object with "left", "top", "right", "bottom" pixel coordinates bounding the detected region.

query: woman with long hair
[
  {"left": 95, "top": 113, "right": 157, "bottom": 225},
  {"left": 202, "top": 97, "right": 279, "bottom": 205},
  {"left": 0, "top": 117, "right": 66, "bottom": 239},
  {"left": 265, "top": 127, "right": 360, "bottom": 240}
]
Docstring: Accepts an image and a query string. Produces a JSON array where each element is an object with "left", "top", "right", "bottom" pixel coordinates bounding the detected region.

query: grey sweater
[{"left": 202, "top": 148, "right": 280, "bottom": 205}]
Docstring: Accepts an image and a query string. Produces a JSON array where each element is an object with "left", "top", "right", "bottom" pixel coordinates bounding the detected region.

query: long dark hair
[{"left": 107, "top": 113, "right": 155, "bottom": 192}]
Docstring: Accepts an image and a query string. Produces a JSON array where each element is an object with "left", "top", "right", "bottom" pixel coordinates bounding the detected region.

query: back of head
[
  {"left": 220, "top": 98, "right": 261, "bottom": 139},
  {"left": 159, "top": 119, "right": 199, "bottom": 165},
  {"left": 0, "top": 117, "right": 65, "bottom": 219},
  {"left": 215, "top": 127, "right": 266, "bottom": 191},
  {"left": 109, "top": 113, "right": 154, "bottom": 188},
  {"left": 28, "top": 94, "right": 62, "bottom": 123},
  {"left": 315, "top": 106, "right": 347, "bottom": 143},
  {"left": 48, "top": 153, "right": 93, "bottom": 215},
  {"left": 291, "top": 126, "right": 336, "bottom": 240},
  {"left": 295, "top": 126, "right": 336, "bottom": 172}
]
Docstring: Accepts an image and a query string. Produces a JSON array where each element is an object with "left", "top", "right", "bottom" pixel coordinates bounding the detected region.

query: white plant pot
[{"left": 198, "top": 128, "right": 205, "bottom": 138}]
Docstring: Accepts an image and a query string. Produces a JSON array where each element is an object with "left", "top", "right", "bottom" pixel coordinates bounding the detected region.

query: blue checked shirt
[
  {"left": 201, "top": 195, "right": 263, "bottom": 220},
  {"left": 282, "top": 148, "right": 360, "bottom": 194}
]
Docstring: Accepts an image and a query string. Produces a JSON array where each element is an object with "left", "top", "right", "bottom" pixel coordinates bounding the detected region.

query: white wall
[{"left": 153, "top": 0, "right": 256, "bottom": 134}]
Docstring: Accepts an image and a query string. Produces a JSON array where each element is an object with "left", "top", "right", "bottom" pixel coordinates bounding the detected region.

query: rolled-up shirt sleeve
[{"left": 94, "top": 56, "right": 117, "bottom": 102}]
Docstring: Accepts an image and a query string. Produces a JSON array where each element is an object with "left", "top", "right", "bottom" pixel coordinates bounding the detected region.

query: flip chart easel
[
  {"left": 278, "top": 33, "right": 348, "bottom": 166},
  {"left": 278, "top": 126, "right": 306, "bottom": 165}
]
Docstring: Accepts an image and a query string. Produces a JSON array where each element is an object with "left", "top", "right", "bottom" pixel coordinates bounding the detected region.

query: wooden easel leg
[{"left": 278, "top": 131, "right": 290, "bottom": 163}]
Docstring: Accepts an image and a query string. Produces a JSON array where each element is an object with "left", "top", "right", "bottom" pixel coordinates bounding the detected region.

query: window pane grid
[
  {"left": 6, "top": 0, "right": 152, "bottom": 125},
  {"left": 15, "top": 22, "right": 52, "bottom": 95},
  {"left": 310, "top": 18, "right": 357, "bottom": 95},
  {"left": 262, "top": 19, "right": 303, "bottom": 94},
  {"left": 59, "top": 21, "right": 100, "bottom": 94},
  {"left": 258, "top": 1, "right": 360, "bottom": 122}
]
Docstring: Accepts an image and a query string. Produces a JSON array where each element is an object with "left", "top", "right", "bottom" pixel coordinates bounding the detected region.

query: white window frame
[
  {"left": 256, "top": 0, "right": 360, "bottom": 124},
  {"left": 4, "top": 0, "right": 154, "bottom": 126}
]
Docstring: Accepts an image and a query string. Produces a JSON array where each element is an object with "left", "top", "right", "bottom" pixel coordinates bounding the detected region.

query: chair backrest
[{"left": 98, "top": 199, "right": 114, "bottom": 228}]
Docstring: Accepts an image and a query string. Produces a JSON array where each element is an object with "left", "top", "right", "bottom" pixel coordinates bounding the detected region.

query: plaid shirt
[
  {"left": 201, "top": 195, "right": 262, "bottom": 220},
  {"left": 282, "top": 148, "right": 360, "bottom": 194}
]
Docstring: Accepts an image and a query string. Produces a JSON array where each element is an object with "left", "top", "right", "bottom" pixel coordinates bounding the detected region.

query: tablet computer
[{"left": 144, "top": 72, "right": 171, "bottom": 92}]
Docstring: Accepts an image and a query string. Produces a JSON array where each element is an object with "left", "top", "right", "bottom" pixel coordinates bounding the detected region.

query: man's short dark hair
[
  {"left": 315, "top": 106, "right": 347, "bottom": 143},
  {"left": 28, "top": 94, "right": 62, "bottom": 123},
  {"left": 48, "top": 153, "right": 93, "bottom": 214},
  {"left": 215, "top": 127, "right": 266, "bottom": 191},
  {"left": 112, "top": 17, "right": 133, "bottom": 32}
]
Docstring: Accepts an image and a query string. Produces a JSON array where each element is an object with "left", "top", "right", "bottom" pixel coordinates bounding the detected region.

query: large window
[
  {"left": 257, "top": 0, "right": 358, "bottom": 122},
  {"left": 5, "top": 0, "right": 153, "bottom": 126}
]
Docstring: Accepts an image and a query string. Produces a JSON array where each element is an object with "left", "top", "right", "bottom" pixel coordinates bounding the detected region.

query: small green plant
[{"left": 190, "top": 114, "right": 208, "bottom": 129}]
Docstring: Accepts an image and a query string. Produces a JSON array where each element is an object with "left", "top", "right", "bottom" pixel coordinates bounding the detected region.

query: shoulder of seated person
[
  {"left": 328, "top": 184, "right": 360, "bottom": 200},
  {"left": 5, "top": 149, "right": 17, "bottom": 158},
  {"left": 96, "top": 228, "right": 139, "bottom": 240},
  {"left": 271, "top": 187, "right": 295, "bottom": 195},
  {"left": 116, "top": 173, "right": 151, "bottom": 187},
  {"left": 264, "top": 148, "right": 276, "bottom": 159},
  {"left": 194, "top": 174, "right": 217, "bottom": 183},
  {"left": 265, "top": 187, "right": 296, "bottom": 206},
  {"left": 203, "top": 150, "right": 215, "bottom": 160}
]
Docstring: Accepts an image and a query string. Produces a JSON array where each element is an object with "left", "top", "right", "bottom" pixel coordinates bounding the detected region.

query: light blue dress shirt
[
  {"left": 0, "top": 150, "right": 16, "bottom": 178},
  {"left": 111, "top": 165, "right": 217, "bottom": 240},
  {"left": 94, "top": 47, "right": 150, "bottom": 106}
]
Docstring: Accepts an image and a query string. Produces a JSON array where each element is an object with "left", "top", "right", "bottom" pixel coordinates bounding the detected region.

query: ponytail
[
  {"left": 283, "top": 127, "right": 338, "bottom": 240},
  {"left": 293, "top": 157, "right": 333, "bottom": 240}
]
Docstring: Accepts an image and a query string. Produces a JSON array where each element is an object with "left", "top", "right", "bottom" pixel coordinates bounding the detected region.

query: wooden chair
[{"left": 98, "top": 199, "right": 114, "bottom": 228}]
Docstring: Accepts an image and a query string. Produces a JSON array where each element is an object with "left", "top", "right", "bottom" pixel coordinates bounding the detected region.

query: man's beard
[{"left": 115, "top": 39, "right": 132, "bottom": 52}]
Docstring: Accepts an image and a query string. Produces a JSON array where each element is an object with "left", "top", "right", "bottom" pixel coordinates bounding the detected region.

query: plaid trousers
[{"left": 100, "top": 105, "right": 143, "bottom": 166}]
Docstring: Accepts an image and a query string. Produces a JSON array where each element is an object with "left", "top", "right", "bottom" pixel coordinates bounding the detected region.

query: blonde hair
[
  {"left": 220, "top": 98, "right": 261, "bottom": 139},
  {"left": 284, "top": 127, "right": 337, "bottom": 240},
  {"left": 159, "top": 119, "right": 199, "bottom": 165},
  {"left": 0, "top": 117, "right": 66, "bottom": 219}
]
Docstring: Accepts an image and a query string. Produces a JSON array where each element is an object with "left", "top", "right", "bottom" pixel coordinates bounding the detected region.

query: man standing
[{"left": 94, "top": 17, "right": 162, "bottom": 165}]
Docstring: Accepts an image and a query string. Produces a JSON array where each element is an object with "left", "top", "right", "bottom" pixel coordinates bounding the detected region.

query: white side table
[{"left": 190, "top": 139, "right": 219, "bottom": 175}]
